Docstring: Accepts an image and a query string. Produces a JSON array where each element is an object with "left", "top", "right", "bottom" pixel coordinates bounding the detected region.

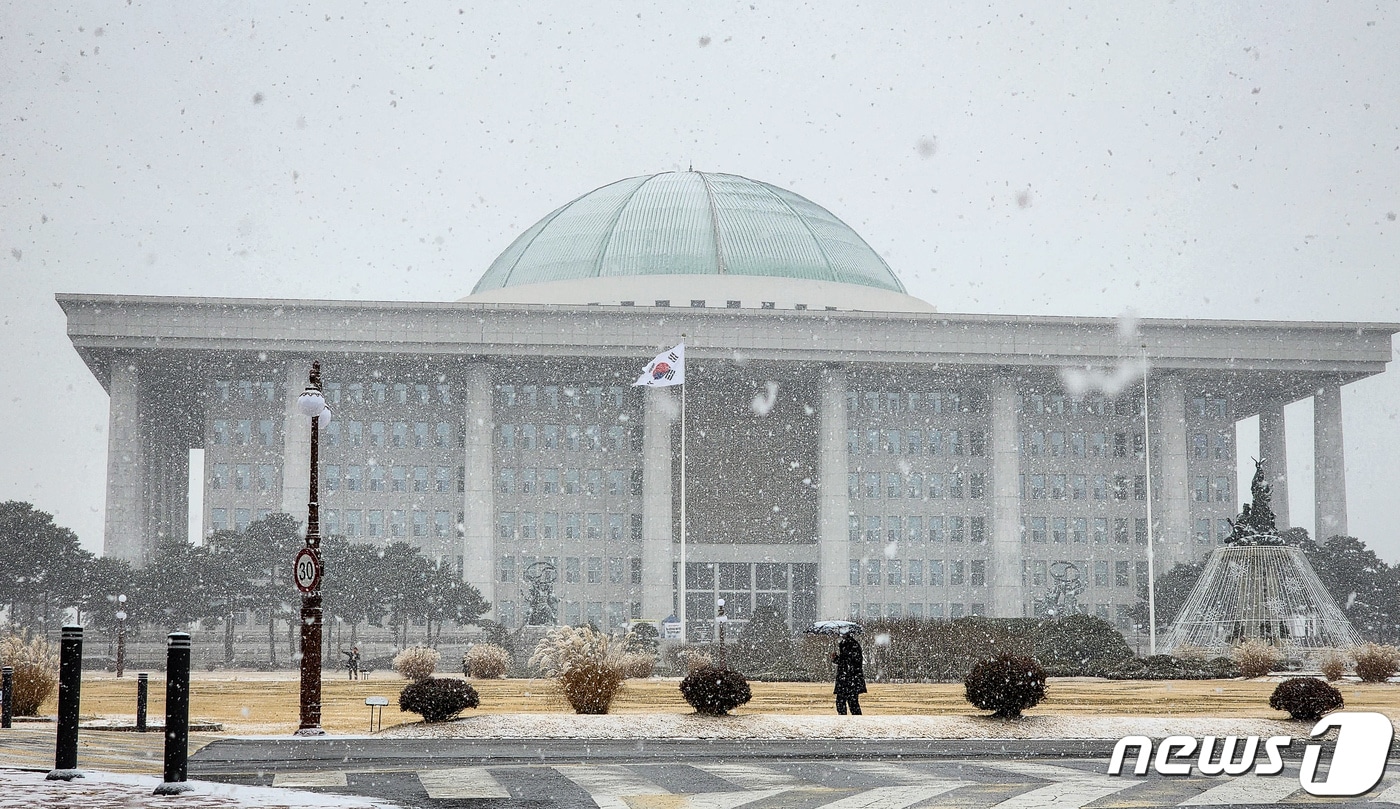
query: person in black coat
[{"left": 832, "top": 633, "right": 867, "bottom": 715}]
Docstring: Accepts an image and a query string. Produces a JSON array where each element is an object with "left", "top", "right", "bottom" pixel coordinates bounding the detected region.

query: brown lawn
[{"left": 44, "top": 672, "right": 1400, "bottom": 736}]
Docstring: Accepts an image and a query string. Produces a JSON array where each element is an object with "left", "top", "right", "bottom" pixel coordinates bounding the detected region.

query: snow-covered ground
[
  {"left": 377, "top": 712, "right": 1305, "bottom": 741},
  {"left": 0, "top": 769, "right": 397, "bottom": 809}
]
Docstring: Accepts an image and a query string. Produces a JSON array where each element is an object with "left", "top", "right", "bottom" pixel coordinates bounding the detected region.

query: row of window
[
  {"left": 847, "top": 389, "right": 988, "bottom": 415},
  {"left": 1023, "top": 558, "right": 1149, "bottom": 589},
  {"left": 1023, "top": 430, "right": 1141, "bottom": 458},
  {"left": 497, "top": 555, "right": 643, "bottom": 585},
  {"left": 213, "top": 380, "right": 280, "bottom": 403},
  {"left": 497, "top": 511, "right": 643, "bottom": 542},
  {"left": 497, "top": 424, "right": 637, "bottom": 453},
  {"left": 494, "top": 600, "right": 640, "bottom": 629},
  {"left": 847, "top": 471, "right": 985, "bottom": 500},
  {"left": 315, "top": 508, "right": 459, "bottom": 539},
  {"left": 499, "top": 467, "right": 641, "bottom": 497},
  {"left": 849, "top": 514, "right": 987, "bottom": 544},
  {"left": 324, "top": 381, "right": 454, "bottom": 407},
  {"left": 210, "top": 464, "right": 278, "bottom": 492},
  {"left": 497, "top": 384, "right": 636, "bottom": 411},
  {"left": 323, "top": 465, "right": 459, "bottom": 494},
  {"left": 326, "top": 421, "right": 457, "bottom": 449},
  {"left": 847, "top": 428, "right": 987, "bottom": 456},
  {"left": 210, "top": 419, "right": 277, "bottom": 447},
  {"left": 851, "top": 602, "right": 987, "bottom": 619},
  {"left": 1017, "top": 393, "right": 1133, "bottom": 417},
  {"left": 1021, "top": 472, "right": 1232, "bottom": 503},
  {"left": 850, "top": 558, "right": 986, "bottom": 587},
  {"left": 209, "top": 507, "right": 272, "bottom": 532}
]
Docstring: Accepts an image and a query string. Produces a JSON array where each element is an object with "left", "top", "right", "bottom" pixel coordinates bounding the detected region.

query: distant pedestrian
[
  {"left": 344, "top": 645, "right": 361, "bottom": 680},
  {"left": 832, "top": 633, "right": 866, "bottom": 715}
]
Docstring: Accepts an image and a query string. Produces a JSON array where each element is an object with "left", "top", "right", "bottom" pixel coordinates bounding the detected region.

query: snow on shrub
[
  {"left": 1231, "top": 639, "right": 1281, "bottom": 679},
  {"left": 679, "top": 665, "right": 752, "bottom": 716},
  {"left": 964, "top": 654, "right": 1047, "bottom": 719},
  {"left": 392, "top": 645, "right": 440, "bottom": 682},
  {"left": 529, "top": 626, "right": 626, "bottom": 714},
  {"left": 464, "top": 644, "right": 510, "bottom": 679},
  {"left": 1269, "top": 677, "right": 1344, "bottom": 721},
  {"left": 398, "top": 677, "right": 479, "bottom": 722},
  {"left": 619, "top": 652, "right": 656, "bottom": 679},
  {"left": 1319, "top": 650, "right": 1348, "bottom": 682},
  {"left": 1352, "top": 644, "right": 1400, "bottom": 683},
  {"left": 0, "top": 632, "right": 58, "bottom": 716}
]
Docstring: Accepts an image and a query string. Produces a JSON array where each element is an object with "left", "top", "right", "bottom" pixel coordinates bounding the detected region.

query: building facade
[{"left": 62, "top": 172, "right": 1397, "bottom": 639}]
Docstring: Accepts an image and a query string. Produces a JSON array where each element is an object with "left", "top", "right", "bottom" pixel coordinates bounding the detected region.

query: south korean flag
[{"left": 633, "top": 343, "right": 685, "bottom": 387}]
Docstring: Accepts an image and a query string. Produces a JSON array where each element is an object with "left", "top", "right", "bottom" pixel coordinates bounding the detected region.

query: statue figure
[
  {"left": 1226, "top": 458, "right": 1283, "bottom": 546},
  {"left": 1045, "top": 561, "right": 1085, "bottom": 615},
  {"left": 523, "top": 561, "right": 559, "bottom": 625}
]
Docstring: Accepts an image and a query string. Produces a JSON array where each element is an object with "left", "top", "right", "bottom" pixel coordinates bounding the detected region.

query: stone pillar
[
  {"left": 989, "top": 376, "right": 1023, "bottom": 618},
  {"left": 1258, "top": 402, "right": 1290, "bottom": 529},
  {"left": 817, "top": 366, "right": 850, "bottom": 621},
  {"left": 280, "top": 363, "right": 311, "bottom": 528},
  {"left": 462, "top": 364, "right": 496, "bottom": 610},
  {"left": 640, "top": 388, "right": 676, "bottom": 621},
  {"left": 104, "top": 361, "right": 145, "bottom": 564},
  {"left": 1314, "top": 383, "right": 1348, "bottom": 541},
  {"left": 1157, "top": 374, "right": 1192, "bottom": 568}
]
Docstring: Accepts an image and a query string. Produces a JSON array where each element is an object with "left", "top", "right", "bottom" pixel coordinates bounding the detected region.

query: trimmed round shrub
[
  {"left": 398, "top": 677, "right": 480, "bottom": 723},
  {"left": 1231, "top": 639, "right": 1281, "bottom": 678},
  {"left": 1104, "top": 654, "right": 1240, "bottom": 680},
  {"left": 0, "top": 632, "right": 58, "bottom": 716},
  {"left": 393, "top": 645, "right": 440, "bottom": 682},
  {"left": 558, "top": 658, "right": 626, "bottom": 714},
  {"left": 1270, "top": 677, "right": 1344, "bottom": 721},
  {"left": 1319, "top": 650, "right": 1347, "bottom": 682},
  {"left": 1352, "top": 644, "right": 1400, "bottom": 683},
  {"left": 1032, "top": 615, "right": 1132, "bottom": 674},
  {"left": 464, "top": 644, "right": 510, "bottom": 679},
  {"left": 964, "top": 654, "right": 1047, "bottom": 719},
  {"left": 680, "top": 666, "right": 752, "bottom": 716}
]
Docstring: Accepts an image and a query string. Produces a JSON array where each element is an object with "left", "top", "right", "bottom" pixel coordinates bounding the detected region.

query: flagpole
[
  {"left": 679, "top": 377, "right": 687, "bottom": 643},
  {"left": 1142, "top": 343, "right": 1157, "bottom": 656}
]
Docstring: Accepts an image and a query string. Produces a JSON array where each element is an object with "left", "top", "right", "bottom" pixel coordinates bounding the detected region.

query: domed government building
[{"left": 61, "top": 171, "right": 1398, "bottom": 639}]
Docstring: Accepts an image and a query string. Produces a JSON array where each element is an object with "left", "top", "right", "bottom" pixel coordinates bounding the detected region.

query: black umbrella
[{"left": 804, "top": 620, "right": 864, "bottom": 636}]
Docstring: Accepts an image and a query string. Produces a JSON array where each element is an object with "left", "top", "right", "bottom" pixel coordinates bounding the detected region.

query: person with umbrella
[{"left": 830, "top": 629, "right": 867, "bottom": 715}]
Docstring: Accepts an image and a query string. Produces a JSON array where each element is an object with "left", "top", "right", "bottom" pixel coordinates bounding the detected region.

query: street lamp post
[
  {"left": 716, "top": 598, "right": 728, "bottom": 668},
  {"left": 115, "top": 594, "right": 127, "bottom": 678},
  {"left": 294, "top": 361, "right": 331, "bottom": 736}
]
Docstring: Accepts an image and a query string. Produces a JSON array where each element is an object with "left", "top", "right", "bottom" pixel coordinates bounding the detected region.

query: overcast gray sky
[{"left": 3, "top": 2, "right": 1397, "bottom": 558}]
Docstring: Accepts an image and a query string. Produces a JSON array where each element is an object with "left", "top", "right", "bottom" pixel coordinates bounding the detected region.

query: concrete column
[
  {"left": 989, "top": 376, "right": 1022, "bottom": 618},
  {"left": 640, "top": 388, "right": 676, "bottom": 621},
  {"left": 1314, "top": 383, "right": 1348, "bottom": 540},
  {"left": 1157, "top": 374, "right": 1192, "bottom": 568},
  {"left": 817, "top": 366, "right": 850, "bottom": 621},
  {"left": 1258, "top": 402, "right": 1290, "bottom": 529},
  {"left": 280, "top": 363, "right": 311, "bottom": 527},
  {"left": 462, "top": 364, "right": 496, "bottom": 610},
  {"left": 104, "top": 361, "right": 145, "bottom": 564}
]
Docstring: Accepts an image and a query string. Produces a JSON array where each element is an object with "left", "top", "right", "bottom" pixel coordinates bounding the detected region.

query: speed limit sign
[{"left": 293, "top": 547, "right": 322, "bottom": 593}]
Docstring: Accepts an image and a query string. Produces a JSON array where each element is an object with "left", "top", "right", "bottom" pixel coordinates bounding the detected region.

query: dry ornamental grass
[
  {"left": 465, "top": 644, "right": 511, "bottom": 679},
  {"left": 393, "top": 646, "right": 441, "bottom": 682},
  {"left": 1231, "top": 639, "right": 1281, "bottom": 679},
  {"left": 0, "top": 632, "right": 58, "bottom": 716}
]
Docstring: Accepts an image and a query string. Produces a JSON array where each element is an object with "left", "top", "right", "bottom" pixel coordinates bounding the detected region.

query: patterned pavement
[{"left": 201, "top": 757, "right": 1400, "bottom": 808}]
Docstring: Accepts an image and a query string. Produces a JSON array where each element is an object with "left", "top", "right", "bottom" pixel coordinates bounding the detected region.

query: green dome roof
[{"left": 472, "top": 172, "right": 905, "bottom": 294}]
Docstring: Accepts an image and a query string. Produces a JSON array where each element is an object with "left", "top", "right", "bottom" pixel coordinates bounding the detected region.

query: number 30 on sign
[{"left": 293, "top": 547, "right": 322, "bottom": 593}]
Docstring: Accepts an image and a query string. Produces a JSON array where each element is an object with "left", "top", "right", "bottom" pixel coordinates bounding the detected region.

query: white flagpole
[
  {"left": 679, "top": 378, "right": 687, "bottom": 642},
  {"left": 1142, "top": 343, "right": 1157, "bottom": 655}
]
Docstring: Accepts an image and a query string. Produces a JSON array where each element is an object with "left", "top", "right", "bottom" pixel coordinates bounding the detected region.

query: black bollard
[
  {"left": 2, "top": 665, "right": 12, "bottom": 729},
  {"left": 136, "top": 673, "right": 149, "bottom": 732},
  {"left": 154, "top": 632, "right": 193, "bottom": 795},
  {"left": 46, "top": 625, "right": 84, "bottom": 781}
]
